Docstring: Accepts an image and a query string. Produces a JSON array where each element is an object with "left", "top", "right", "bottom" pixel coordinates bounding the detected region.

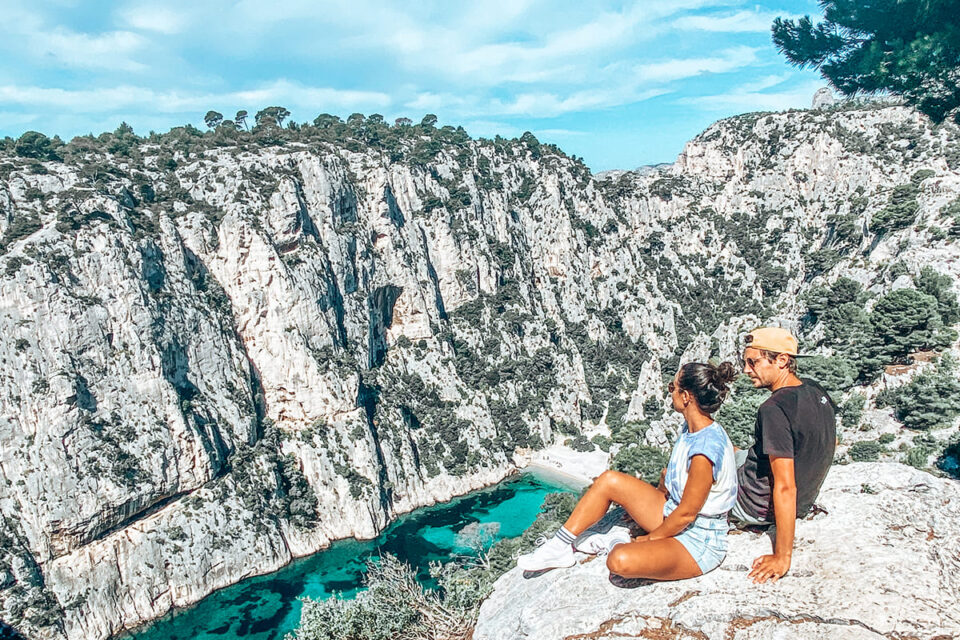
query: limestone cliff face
[{"left": 0, "top": 104, "right": 958, "bottom": 639}]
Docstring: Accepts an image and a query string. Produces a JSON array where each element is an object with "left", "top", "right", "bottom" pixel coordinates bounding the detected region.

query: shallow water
[{"left": 120, "top": 470, "right": 574, "bottom": 640}]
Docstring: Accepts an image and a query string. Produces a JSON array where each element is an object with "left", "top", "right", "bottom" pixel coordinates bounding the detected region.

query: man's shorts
[{"left": 730, "top": 449, "right": 773, "bottom": 527}]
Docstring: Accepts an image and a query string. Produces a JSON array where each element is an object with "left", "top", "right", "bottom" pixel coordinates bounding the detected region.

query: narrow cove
[{"left": 117, "top": 470, "right": 579, "bottom": 640}]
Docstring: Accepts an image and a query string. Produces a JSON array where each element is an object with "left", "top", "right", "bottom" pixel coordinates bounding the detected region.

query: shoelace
[
  {"left": 512, "top": 534, "right": 550, "bottom": 561},
  {"left": 579, "top": 530, "right": 628, "bottom": 556}
]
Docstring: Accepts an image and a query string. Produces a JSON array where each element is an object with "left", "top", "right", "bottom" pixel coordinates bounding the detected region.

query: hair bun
[{"left": 714, "top": 361, "right": 738, "bottom": 385}]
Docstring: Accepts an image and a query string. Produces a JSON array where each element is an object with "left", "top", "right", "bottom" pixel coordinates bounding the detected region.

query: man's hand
[{"left": 748, "top": 553, "right": 790, "bottom": 583}]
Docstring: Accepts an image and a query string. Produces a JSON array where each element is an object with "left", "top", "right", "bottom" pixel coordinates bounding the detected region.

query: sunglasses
[{"left": 667, "top": 381, "right": 677, "bottom": 393}]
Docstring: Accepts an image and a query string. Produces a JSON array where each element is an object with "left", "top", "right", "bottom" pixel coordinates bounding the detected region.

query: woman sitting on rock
[{"left": 518, "top": 361, "right": 739, "bottom": 580}]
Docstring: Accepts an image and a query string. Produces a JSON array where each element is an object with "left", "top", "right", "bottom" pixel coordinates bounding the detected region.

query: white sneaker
[
  {"left": 574, "top": 527, "right": 631, "bottom": 555},
  {"left": 516, "top": 536, "right": 576, "bottom": 571}
]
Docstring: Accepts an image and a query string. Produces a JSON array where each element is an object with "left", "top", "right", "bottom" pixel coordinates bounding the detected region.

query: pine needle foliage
[
  {"left": 876, "top": 355, "right": 960, "bottom": 430},
  {"left": 772, "top": 0, "right": 960, "bottom": 125}
]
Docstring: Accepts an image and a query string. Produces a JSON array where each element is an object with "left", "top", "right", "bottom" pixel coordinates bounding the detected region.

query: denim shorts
[{"left": 663, "top": 499, "right": 729, "bottom": 575}]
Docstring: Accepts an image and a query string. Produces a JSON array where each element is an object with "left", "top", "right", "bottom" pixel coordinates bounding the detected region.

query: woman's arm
[
  {"left": 641, "top": 455, "right": 713, "bottom": 541},
  {"left": 656, "top": 467, "right": 668, "bottom": 495}
]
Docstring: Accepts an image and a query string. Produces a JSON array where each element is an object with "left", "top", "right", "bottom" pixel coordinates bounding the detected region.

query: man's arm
[{"left": 748, "top": 455, "right": 795, "bottom": 583}]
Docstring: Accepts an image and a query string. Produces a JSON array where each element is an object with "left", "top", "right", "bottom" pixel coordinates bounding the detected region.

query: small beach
[{"left": 520, "top": 444, "right": 609, "bottom": 489}]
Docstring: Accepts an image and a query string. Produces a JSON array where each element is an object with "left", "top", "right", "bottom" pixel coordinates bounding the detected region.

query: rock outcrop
[
  {"left": 474, "top": 462, "right": 960, "bottom": 640},
  {"left": 1, "top": 104, "right": 959, "bottom": 639}
]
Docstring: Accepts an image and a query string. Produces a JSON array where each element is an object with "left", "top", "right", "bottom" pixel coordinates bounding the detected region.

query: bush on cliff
[
  {"left": 610, "top": 445, "right": 670, "bottom": 484},
  {"left": 798, "top": 355, "right": 857, "bottom": 399},
  {"left": 849, "top": 440, "right": 883, "bottom": 462},
  {"left": 870, "top": 287, "right": 950, "bottom": 362},
  {"left": 876, "top": 356, "right": 960, "bottom": 431},
  {"left": 869, "top": 183, "right": 920, "bottom": 234},
  {"left": 803, "top": 272, "right": 959, "bottom": 382}
]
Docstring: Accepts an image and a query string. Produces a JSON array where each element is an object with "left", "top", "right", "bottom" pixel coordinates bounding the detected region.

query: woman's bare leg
[
  {"left": 562, "top": 470, "right": 667, "bottom": 535},
  {"left": 605, "top": 539, "right": 702, "bottom": 580}
]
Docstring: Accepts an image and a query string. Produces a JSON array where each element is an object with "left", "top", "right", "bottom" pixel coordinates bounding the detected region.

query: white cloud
[
  {"left": 370, "top": 0, "right": 739, "bottom": 85},
  {"left": 36, "top": 28, "right": 146, "bottom": 71},
  {"left": 681, "top": 79, "right": 824, "bottom": 112},
  {"left": 408, "top": 85, "right": 669, "bottom": 119},
  {"left": 0, "top": 80, "right": 391, "bottom": 113},
  {"left": 633, "top": 46, "right": 760, "bottom": 82},
  {"left": 671, "top": 9, "right": 802, "bottom": 33},
  {"left": 492, "top": 87, "right": 669, "bottom": 117},
  {"left": 401, "top": 45, "right": 759, "bottom": 119},
  {"left": 0, "top": 6, "right": 148, "bottom": 72},
  {"left": 118, "top": 6, "right": 189, "bottom": 34}
]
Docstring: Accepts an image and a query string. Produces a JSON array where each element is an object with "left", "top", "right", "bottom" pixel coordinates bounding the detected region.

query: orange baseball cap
[{"left": 744, "top": 327, "right": 799, "bottom": 356}]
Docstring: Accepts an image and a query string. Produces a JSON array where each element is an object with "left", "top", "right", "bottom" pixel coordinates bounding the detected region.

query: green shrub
[
  {"left": 565, "top": 435, "right": 595, "bottom": 452},
  {"left": 803, "top": 277, "right": 867, "bottom": 321},
  {"left": 291, "top": 555, "right": 423, "bottom": 640},
  {"left": 910, "top": 169, "right": 935, "bottom": 186},
  {"left": 590, "top": 434, "right": 612, "bottom": 452},
  {"left": 798, "top": 355, "right": 857, "bottom": 397},
  {"left": 610, "top": 445, "right": 669, "bottom": 484},
  {"left": 0, "top": 215, "right": 42, "bottom": 252},
  {"left": 609, "top": 420, "right": 648, "bottom": 447},
  {"left": 915, "top": 266, "right": 960, "bottom": 325},
  {"left": 849, "top": 440, "right": 883, "bottom": 461},
  {"left": 14, "top": 131, "right": 61, "bottom": 161},
  {"left": 870, "top": 287, "right": 949, "bottom": 362},
  {"left": 943, "top": 198, "right": 960, "bottom": 237},
  {"left": 877, "top": 356, "right": 960, "bottom": 430},
  {"left": 839, "top": 393, "right": 865, "bottom": 430},
  {"left": 870, "top": 183, "right": 919, "bottom": 234},
  {"left": 905, "top": 443, "right": 931, "bottom": 468},
  {"left": 642, "top": 395, "right": 664, "bottom": 419}
]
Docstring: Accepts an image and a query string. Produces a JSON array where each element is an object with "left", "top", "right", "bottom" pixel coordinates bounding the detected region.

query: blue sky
[{"left": 0, "top": 0, "right": 827, "bottom": 171}]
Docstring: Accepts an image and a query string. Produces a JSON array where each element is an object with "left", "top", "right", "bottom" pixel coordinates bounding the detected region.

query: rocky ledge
[{"left": 474, "top": 463, "right": 960, "bottom": 640}]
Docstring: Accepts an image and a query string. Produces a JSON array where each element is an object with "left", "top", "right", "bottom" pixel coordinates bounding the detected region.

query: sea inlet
[{"left": 118, "top": 469, "right": 578, "bottom": 640}]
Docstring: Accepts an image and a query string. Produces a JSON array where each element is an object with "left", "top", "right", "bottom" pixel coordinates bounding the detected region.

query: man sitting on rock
[{"left": 731, "top": 328, "right": 836, "bottom": 584}]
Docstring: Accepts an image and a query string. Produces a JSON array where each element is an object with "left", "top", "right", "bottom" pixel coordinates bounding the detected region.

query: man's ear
[{"left": 776, "top": 353, "right": 790, "bottom": 369}]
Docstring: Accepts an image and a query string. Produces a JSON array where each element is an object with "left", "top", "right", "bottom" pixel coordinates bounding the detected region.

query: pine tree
[
  {"left": 203, "top": 110, "right": 223, "bottom": 129},
  {"left": 879, "top": 356, "right": 960, "bottom": 430},
  {"left": 870, "top": 288, "right": 944, "bottom": 361},
  {"left": 772, "top": 0, "right": 960, "bottom": 124},
  {"left": 916, "top": 266, "right": 960, "bottom": 325}
]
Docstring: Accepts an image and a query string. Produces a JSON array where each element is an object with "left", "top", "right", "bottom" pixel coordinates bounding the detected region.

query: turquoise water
[{"left": 119, "top": 470, "right": 576, "bottom": 640}]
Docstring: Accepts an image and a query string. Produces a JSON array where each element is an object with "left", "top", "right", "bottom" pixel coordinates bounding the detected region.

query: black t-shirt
[{"left": 737, "top": 379, "right": 837, "bottom": 522}]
